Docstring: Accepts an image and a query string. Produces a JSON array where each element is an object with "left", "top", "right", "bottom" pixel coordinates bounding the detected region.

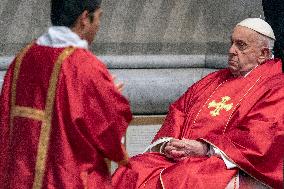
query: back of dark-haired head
[{"left": 51, "top": 0, "right": 102, "bottom": 27}]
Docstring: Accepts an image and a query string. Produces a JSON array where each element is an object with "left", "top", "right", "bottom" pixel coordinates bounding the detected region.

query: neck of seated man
[{"left": 232, "top": 65, "right": 258, "bottom": 78}]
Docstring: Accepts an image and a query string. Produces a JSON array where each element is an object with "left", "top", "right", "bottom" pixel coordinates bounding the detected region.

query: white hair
[
  {"left": 266, "top": 37, "right": 275, "bottom": 50},
  {"left": 257, "top": 33, "right": 275, "bottom": 58}
]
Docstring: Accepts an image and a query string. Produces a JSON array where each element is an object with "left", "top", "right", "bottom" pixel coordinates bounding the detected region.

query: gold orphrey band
[{"left": 9, "top": 44, "right": 75, "bottom": 189}]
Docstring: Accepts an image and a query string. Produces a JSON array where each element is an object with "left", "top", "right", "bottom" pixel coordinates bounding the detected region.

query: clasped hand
[{"left": 163, "top": 138, "right": 209, "bottom": 161}]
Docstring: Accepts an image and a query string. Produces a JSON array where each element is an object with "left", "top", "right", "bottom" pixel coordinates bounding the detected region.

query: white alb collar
[
  {"left": 36, "top": 26, "right": 88, "bottom": 49},
  {"left": 244, "top": 65, "right": 258, "bottom": 77}
]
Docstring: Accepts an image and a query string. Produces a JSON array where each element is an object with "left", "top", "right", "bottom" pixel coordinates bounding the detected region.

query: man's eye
[{"left": 237, "top": 42, "right": 247, "bottom": 50}]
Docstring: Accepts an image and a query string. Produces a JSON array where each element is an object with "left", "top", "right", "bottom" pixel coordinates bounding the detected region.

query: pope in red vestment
[
  {"left": 112, "top": 19, "right": 284, "bottom": 189},
  {"left": 0, "top": 41, "right": 132, "bottom": 188},
  {"left": 113, "top": 59, "right": 284, "bottom": 189}
]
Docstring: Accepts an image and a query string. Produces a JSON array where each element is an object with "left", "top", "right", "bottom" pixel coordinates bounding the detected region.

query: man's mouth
[{"left": 228, "top": 60, "right": 237, "bottom": 66}]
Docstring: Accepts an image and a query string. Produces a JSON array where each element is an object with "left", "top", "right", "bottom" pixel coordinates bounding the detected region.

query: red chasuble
[
  {"left": 112, "top": 59, "right": 284, "bottom": 189},
  {"left": 0, "top": 43, "right": 132, "bottom": 188}
]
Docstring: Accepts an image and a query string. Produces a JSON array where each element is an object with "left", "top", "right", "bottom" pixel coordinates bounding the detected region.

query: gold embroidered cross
[{"left": 208, "top": 96, "right": 233, "bottom": 117}]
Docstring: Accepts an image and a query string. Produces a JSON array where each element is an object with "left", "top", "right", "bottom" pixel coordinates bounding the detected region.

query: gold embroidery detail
[
  {"left": 182, "top": 80, "right": 227, "bottom": 136},
  {"left": 117, "top": 155, "right": 129, "bottom": 166},
  {"left": 104, "top": 158, "right": 111, "bottom": 170},
  {"left": 233, "top": 173, "right": 238, "bottom": 189},
  {"left": 10, "top": 43, "right": 34, "bottom": 137},
  {"left": 9, "top": 45, "right": 75, "bottom": 189},
  {"left": 117, "top": 144, "right": 129, "bottom": 166},
  {"left": 159, "top": 168, "right": 166, "bottom": 189},
  {"left": 80, "top": 171, "right": 88, "bottom": 189},
  {"left": 104, "top": 158, "right": 111, "bottom": 172},
  {"left": 223, "top": 76, "right": 262, "bottom": 134},
  {"left": 32, "top": 47, "right": 75, "bottom": 189},
  {"left": 12, "top": 106, "right": 45, "bottom": 121},
  {"left": 208, "top": 96, "right": 233, "bottom": 117}
]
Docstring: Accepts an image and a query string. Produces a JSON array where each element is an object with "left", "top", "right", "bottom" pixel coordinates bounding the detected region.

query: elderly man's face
[{"left": 228, "top": 26, "right": 262, "bottom": 76}]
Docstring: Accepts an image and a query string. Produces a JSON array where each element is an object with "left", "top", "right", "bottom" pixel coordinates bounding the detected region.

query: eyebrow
[{"left": 231, "top": 38, "right": 247, "bottom": 44}]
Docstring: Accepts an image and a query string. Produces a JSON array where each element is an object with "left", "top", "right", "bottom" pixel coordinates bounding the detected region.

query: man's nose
[{"left": 228, "top": 44, "right": 237, "bottom": 56}]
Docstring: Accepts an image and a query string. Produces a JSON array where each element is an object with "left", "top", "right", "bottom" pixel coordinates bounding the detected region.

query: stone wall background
[{"left": 0, "top": 0, "right": 263, "bottom": 56}]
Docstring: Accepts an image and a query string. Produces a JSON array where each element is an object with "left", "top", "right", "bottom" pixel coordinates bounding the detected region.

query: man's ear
[
  {"left": 79, "top": 10, "right": 90, "bottom": 28},
  {"left": 71, "top": 10, "right": 90, "bottom": 38},
  {"left": 258, "top": 48, "right": 270, "bottom": 64}
]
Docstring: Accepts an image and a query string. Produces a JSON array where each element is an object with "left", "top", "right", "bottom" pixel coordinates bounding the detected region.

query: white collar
[
  {"left": 36, "top": 26, "right": 88, "bottom": 49},
  {"left": 244, "top": 65, "right": 258, "bottom": 77}
]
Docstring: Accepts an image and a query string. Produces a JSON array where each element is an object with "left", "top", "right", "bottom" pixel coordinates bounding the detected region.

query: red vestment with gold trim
[
  {"left": 112, "top": 59, "right": 284, "bottom": 189},
  {"left": 0, "top": 44, "right": 132, "bottom": 188}
]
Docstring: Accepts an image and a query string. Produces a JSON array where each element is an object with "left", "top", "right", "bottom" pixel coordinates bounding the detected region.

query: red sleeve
[
  {"left": 0, "top": 61, "right": 15, "bottom": 184},
  {"left": 152, "top": 89, "right": 189, "bottom": 141},
  {"left": 62, "top": 50, "right": 132, "bottom": 163}
]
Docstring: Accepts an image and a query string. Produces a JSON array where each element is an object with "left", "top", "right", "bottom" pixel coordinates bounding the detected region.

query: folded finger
[{"left": 169, "top": 150, "right": 186, "bottom": 158}]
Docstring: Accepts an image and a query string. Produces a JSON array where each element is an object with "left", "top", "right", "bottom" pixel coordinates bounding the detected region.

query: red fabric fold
[
  {"left": 0, "top": 44, "right": 132, "bottom": 188},
  {"left": 113, "top": 59, "right": 283, "bottom": 189}
]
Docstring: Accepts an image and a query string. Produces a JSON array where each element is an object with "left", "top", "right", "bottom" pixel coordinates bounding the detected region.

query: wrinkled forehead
[{"left": 231, "top": 26, "right": 259, "bottom": 42}]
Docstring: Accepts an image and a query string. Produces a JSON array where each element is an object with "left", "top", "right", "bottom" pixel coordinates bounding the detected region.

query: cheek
[
  {"left": 243, "top": 52, "right": 257, "bottom": 62},
  {"left": 96, "top": 20, "right": 101, "bottom": 30},
  {"left": 239, "top": 50, "right": 248, "bottom": 57},
  {"left": 92, "top": 21, "right": 100, "bottom": 32},
  {"left": 238, "top": 53, "right": 257, "bottom": 69},
  {"left": 238, "top": 50, "right": 252, "bottom": 61},
  {"left": 235, "top": 52, "right": 247, "bottom": 67}
]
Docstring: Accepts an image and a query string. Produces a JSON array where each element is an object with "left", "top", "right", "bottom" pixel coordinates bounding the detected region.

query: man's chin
[{"left": 228, "top": 67, "right": 240, "bottom": 76}]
